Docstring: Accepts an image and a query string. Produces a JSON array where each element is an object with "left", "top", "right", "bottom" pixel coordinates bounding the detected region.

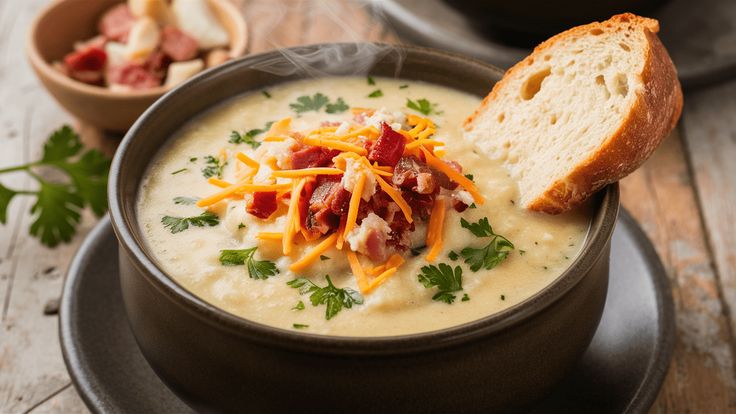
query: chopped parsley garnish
[
  {"left": 325, "top": 97, "right": 349, "bottom": 114},
  {"left": 219, "top": 247, "right": 279, "bottom": 280},
  {"left": 367, "top": 89, "right": 383, "bottom": 98},
  {"left": 293, "top": 323, "right": 309, "bottom": 329},
  {"left": 417, "top": 263, "right": 463, "bottom": 304},
  {"left": 464, "top": 173, "right": 474, "bottom": 182},
  {"left": 290, "top": 93, "right": 330, "bottom": 113},
  {"left": 462, "top": 294, "right": 470, "bottom": 302},
  {"left": 399, "top": 84, "right": 409, "bottom": 89},
  {"left": 171, "top": 168, "right": 188, "bottom": 175},
  {"left": 319, "top": 255, "right": 330, "bottom": 261},
  {"left": 469, "top": 203, "right": 477, "bottom": 209},
  {"left": 501, "top": 294, "right": 506, "bottom": 301},
  {"left": 519, "top": 249, "right": 526, "bottom": 255},
  {"left": 173, "top": 196, "right": 199, "bottom": 205},
  {"left": 410, "top": 247, "right": 424, "bottom": 256},
  {"left": 367, "top": 76, "right": 376, "bottom": 85},
  {"left": 287, "top": 275, "right": 363, "bottom": 320},
  {"left": 162, "top": 211, "right": 219, "bottom": 234},
  {"left": 0, "top": 125, "right": 111, "bottom": 247},
  {"left": 262, "top": 90, "right": 272, "bottom": 98},
  {"left": 229, "top": 121, "right": 273, "bottom": 148},
  {"left": 459, "top": 217, "right": 514, "bottom": 272},
  {"left": 238, "top": 223, "right": 246, "bottom": 229},
  {"left": 201, "top": 155, "right": 226, "bottom": 179},
  {"left": 189, "top": 157, "right": 198, "bottom": 162},
  {"left": 448, "top": 251, "right": 459, "bottom": 261},
  {"left": 292, "top": 301, "right": 305, "bottom": 311},
  {"left": 406, "top": 98, "right": 438, "bottom": 115}
]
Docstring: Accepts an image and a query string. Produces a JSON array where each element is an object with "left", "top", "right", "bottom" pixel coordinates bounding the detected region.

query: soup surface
[{"left": 137, "top": 76, "right": 589, "bottom": 336}]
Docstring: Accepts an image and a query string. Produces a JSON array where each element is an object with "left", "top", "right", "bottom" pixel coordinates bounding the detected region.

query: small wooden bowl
[{"left": 27, "top": 0, "right": 248, "bottom": 132}]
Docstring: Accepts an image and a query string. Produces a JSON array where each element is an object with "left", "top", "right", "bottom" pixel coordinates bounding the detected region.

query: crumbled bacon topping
[
  {"left": 247, "top": 191, "right": 278, "bottom": 219},
  {"left": 367, "top": 122, "right": 406, "bottom": 167}
]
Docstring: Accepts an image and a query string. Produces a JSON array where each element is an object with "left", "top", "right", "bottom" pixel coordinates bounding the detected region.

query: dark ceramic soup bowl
[{"left": 109, "top": 43, "right": 619, "bottom": 413}]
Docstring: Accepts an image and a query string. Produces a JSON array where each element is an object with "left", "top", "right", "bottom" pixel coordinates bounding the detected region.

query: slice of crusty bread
[{"left": 464, "top": 13, "right": 683, "bottom": 214}]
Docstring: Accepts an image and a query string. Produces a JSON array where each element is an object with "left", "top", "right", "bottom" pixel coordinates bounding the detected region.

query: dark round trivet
[
  {"left": 60, "top": 210, "right": 674, "bottom": 413},
  {"left": 375, "top": 0, "right": 736, "bottom": 89}
]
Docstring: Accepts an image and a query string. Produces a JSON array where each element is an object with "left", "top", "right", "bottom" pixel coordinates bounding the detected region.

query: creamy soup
[{"left": 137, "top": 77, "right": 590, "bottom": 336}]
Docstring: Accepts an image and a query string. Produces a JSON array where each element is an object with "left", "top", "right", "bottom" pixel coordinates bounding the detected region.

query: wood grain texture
[
  {"left": 681, "top": 80, "right": 736, "bottom": 344},
  {"left": 1, "top": 1, "right": 735, "bottom": 413},
  {"left": 620, "top": 130, "right": 736, "bottom": 413}
]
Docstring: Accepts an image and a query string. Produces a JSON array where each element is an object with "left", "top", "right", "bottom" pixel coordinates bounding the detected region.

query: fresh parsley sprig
[
  {"left": 406, "top": 98, "right": 439, "bottom": 116},
  {"left": 201, "top": 155, "right": 226, "bottom": 179},
  {"left": 229, "top": 121, "right": 274, "bottom": 149},
  {"left": 162, "top": 211, "right": 219, "bottom": 234},
  {"left": 290, "top": 93, "right": 349, "bottom": 114},
  {"left": 287, "top": 275, "right": 363, "bottom": 320},
  {"left": 219, "top": 247, "right": 279, "bottom": 280},
  {"left": 418, "top": 263, "right": 464, "bottom": 304},
  {"left": 0, "top": 125, "right": 110, "bottom": 247},
  {"left": 459, "top": 217, "right": 514, "bottom": 271}
]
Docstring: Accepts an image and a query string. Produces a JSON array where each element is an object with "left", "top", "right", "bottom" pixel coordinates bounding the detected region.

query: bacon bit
[
  {"left": 257, "top": 232, "right": 283, "bottom": 240},
  {"left": 290, "top": 233, "right": 339, "bottom": 272},
  {"left": 420, "top": 147, "right": 484, "bottom": 204},
  {"left": 247, "top": 191, "right": 278, "bottom": 219},
  {"left": 291, "top": 146, "right": 341, "bottom": 169},
  {"left": 302, "top": 137, "right": 368, "bottom": 155},
  {"left": 98, "top": 4, "right": 135, "bottom": 42},
  {"left": 368, "top": 122, "right": 406, "bottom": 167},
  {"left": 63, "top": 47, "right": 107, "bottom": 85},
  {"left": 343, "top": 172, "right": 366, "bottom": 238},
  {"left": 197, "top": 182, "right": 291, "bottom": 208},
  {"left": 347, "top": 250, "right": 370, "bottom": 293},
  {"left": 272, "top": 168, "right": 342, "bottom": 178}
]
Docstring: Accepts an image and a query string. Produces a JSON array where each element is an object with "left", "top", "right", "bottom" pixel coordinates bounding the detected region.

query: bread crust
[{"left": 465, "top": 13, "right": 683, "bottom": 214}]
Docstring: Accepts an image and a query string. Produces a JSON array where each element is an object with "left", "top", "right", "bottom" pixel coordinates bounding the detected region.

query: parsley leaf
[
  {"left": 171, "top": 168, "right": 188, "bottom": 175},
  {"left": 464, "top": 173, "right": 474, "bottom": 182},
  {"left": 201, "top": 155, "right": 226, "bottom": 179},
  {"left": 290, "top": 93, "right": 329, "bottom": 114},
  {"left": 462, "top": 293, "right": 470, "bottom": 302},
  {"left": 219, "top": 247, "right": 279, "bottom": 280},
  {"left": 293, "top": 323, "right": 309, "bottom": 329},
  {"left": 460, "top": 217, "right": 494, "bottom": 237},
  {"left": 417, "top": 263, "right": 463, "bottom": 304},
  {"left": 399, "top": 84, "right": 409, "bottom": 89},
  {"left": 30, "top": 182, "right": 83, "bottom": 247},
  {"left": 367, "top": 76, "right": 376, "bottom": 85},
  {"left": 325, "top": 97, "right": 349, "bottom": 114},
  {"left": 173, "top": 196, "right": 199, "bottom": 205},
  {"left": 319, "top": 255, "right": 330, "bottom": 261},
  {"left": 292, "top": 301, "right": 305, "bottom": 311},
  {"left": 367, "top": 89, "right": 383, "bottom": 98},
  {"left": 0, "top": 183, "right": 17, "bottom": 224},
  {"left": 459, "top": 217, "right": 514, "bottom": 272},
  {"left": 262, "top": 90, "right": 271, "bottom": 98},
  {"left": 162, "top": 211, "right": 219, "bottom": 234},
  {"left": 448, "top": 250, "right": 459, "bottom": 261},
  {"left": 287, "top": 275, "right": 363, "bottom": 320},
  {"left": 406, "top": 98, "right": 438, "bottom": 115},
  {"left": 229, "top": 121, "right": 273, "bottom": 148},
  {"left": 0, "top": 125, "right": 111, "bottom": 247}
]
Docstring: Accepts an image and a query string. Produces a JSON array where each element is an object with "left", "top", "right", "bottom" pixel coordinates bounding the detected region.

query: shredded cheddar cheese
[
  {"left": 405, "top": 139, "right": 444, "bottom": 150},
  {"left": 420, "top": 146, "right": 484, "bottom": 205},
  {"left": 375, "top": 174, "right": 413, "bottom": 223},
  {"left": 343, "top": 172, "right": 366, "bottom": 238},
  {"left": 272, "top": 168, "right": 343, "bottom": 178},
  {"left": 282, "top": 178, "right": 306, "bottom": 255},
  {"left": 289, "top": 233, "right": 339, "bottom": 272},
  {"left": 365, "top": 267, "right": 398, "bottom": 293},
  {"left": 257, "top": 232, "right": 283, "bottom": 241},
  {"left": 425, "top": 198, "right": 446, "bottom": 262},
  {"left": 208, "top": 177, "right": 232, "bottom": 188},
  {"left": 303, "top": 136, "right": 368, "bottom": 155},
  {"left": 347, "top": 250, "right": 370, "bottom": 293}
]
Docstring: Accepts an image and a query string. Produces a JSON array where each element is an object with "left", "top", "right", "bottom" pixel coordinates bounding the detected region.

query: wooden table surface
[{"left": 1, "top": 0, "right": 735, "bottom": 412}]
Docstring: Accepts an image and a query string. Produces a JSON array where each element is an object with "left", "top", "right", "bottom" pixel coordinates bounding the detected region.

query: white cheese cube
[
  {"left": 164, "top": 59, "right": 205, "bottom": 87},
  {"left": 171, "top": 0, "right": 230, "bottom": 49}
]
